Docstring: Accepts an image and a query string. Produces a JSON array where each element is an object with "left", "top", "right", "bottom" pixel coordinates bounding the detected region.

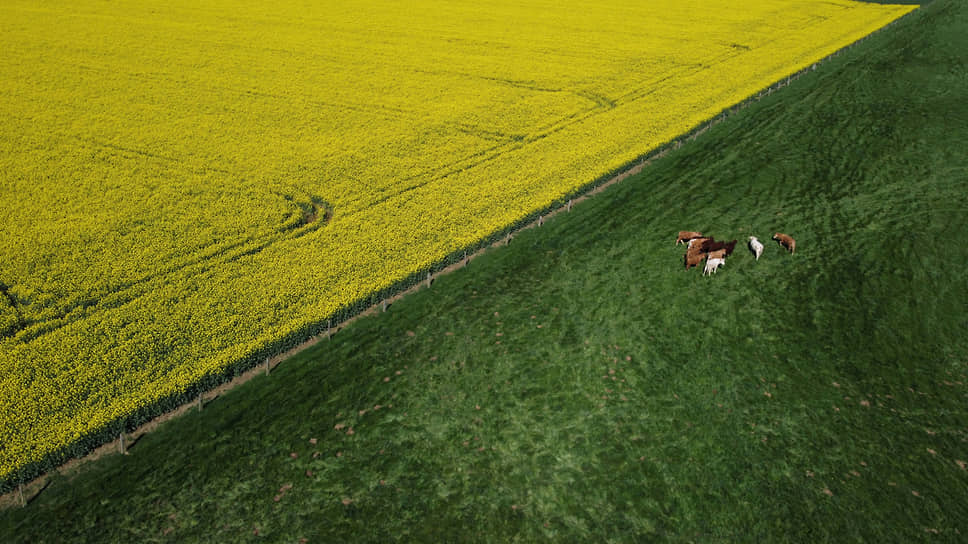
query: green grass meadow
[{"left": 4, "top": 0, "right": 968, "bottom": 541}]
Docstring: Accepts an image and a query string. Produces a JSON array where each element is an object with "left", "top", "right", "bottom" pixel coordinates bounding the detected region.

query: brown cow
[
  {"left": 684, "top": 239, "right": 709, "bottom": 270},
  {"left": 676, "top": 231, "right": 703, "bottom": 245},
  {"left": 772, "top": 233, "right": 796, "bottom": 253},
  {"left": 687, "top": 236, "right": 711, "bottom": 249},
  {"left": 707, "top": 248, "right": 727, "bottom": 261},
  {"left": 684, "top": 249, "right": 706, "bottom": 270}
]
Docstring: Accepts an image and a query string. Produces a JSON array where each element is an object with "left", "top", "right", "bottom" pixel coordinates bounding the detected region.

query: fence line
[{"left": 0, "top": 7, "right": 920, "bottom": 504}]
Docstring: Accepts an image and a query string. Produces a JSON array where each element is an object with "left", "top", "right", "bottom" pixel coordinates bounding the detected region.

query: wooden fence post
[
  {"left": 327, "top": 320, "right": 332, "bottom": 340},
  {"left": 426, "top": 271, "right": 432, "bottom": 288},
  {"left": 567, "top": 199, "right": 573, "bottom": 212},
  {"left": 265, "top": 357, "right": 270, "bottom": 376},
  {"left": 19, "top": 483, "right": 26, "bottom": 507},
  {"left": 197, "top": 394, "right": 203, "bottom": 412},
  {"left": 119, "top": 432, "right": 126, "bottom": 455},
  {"left": 382, "top": 299, "right": 387, "bottom": 312}
]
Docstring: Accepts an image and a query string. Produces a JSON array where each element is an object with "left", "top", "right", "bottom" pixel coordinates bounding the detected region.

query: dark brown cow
[{"left": 699, "top": 238, "right": 738, "bottom": 256}]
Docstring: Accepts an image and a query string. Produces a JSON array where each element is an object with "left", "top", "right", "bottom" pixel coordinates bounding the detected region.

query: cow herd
[{"left": 676, "top": 231, "right": 796, "bottom": 276}]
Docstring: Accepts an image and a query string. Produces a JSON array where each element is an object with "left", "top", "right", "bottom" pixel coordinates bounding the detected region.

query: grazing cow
[
  {"left": 676, "top": 231, "right": 703, "bottom": 245},
  {"left": 699, "top": 238, "right": 738, "bottom": 256},
  {"left": 687, "top": 237, "right": 711, "bottom": 249},
  {"left": 772, "top": 233, "right": 796, "bottom": 254},
  {"left": 707, "top": 249, "right": 727, "bottom": 261},
  {"left": 684, "top": 249, "right": 706, "bottom": 270},
  {"left": 748, "top": 236, "right": 764, "bottom": 260},
  {"left": 703, "top": 257, "right": 725, "bottom": 275},
  {"left": 684, "top": 243, "right": 707, "bottom": 269}
]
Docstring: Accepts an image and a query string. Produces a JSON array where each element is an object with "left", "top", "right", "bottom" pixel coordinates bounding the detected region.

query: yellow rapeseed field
[{"left": 0, "top": 0, "right": 916, "bottom": 482}]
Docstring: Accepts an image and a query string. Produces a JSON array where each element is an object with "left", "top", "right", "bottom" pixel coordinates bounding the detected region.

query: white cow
[
  {"left": 703, "top": 257, "right": 725, "bottom": 276},
  {"left": 748, "top": 236, "right": 764, "bottom": 261}
]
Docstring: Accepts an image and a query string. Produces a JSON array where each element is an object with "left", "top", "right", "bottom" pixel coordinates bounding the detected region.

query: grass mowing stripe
[{"left": 4, "top": 0, "right": 968, "bottom": 541}]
